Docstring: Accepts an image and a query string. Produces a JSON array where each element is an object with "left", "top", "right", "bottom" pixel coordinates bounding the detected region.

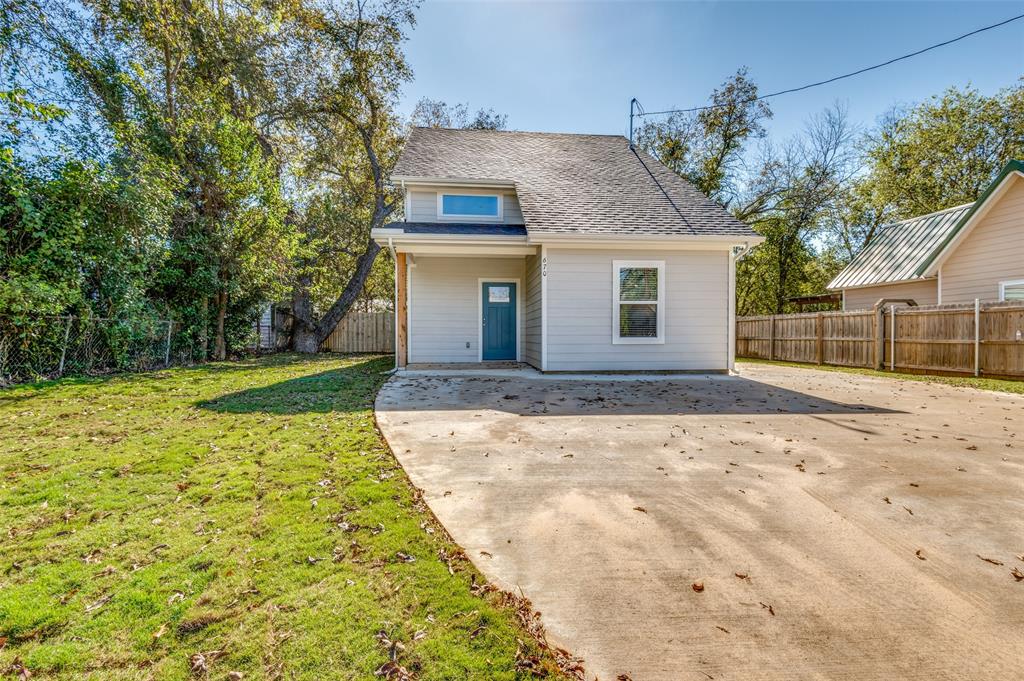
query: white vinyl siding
[
  {"left": 841, "top": 279, "right": 938, "bottom": 311},
  {"left": 406, "top": 186, "right": 524, "bottom": 224},
  {"left": 524, "top": 254, "right": 542, "bottom": 368},
  {"left": 940, "top": 175, "right": 1024, "bottom": 304},
  {"left": 544, "top": 248, "right": 729, "bottom": 371},
  {"left": 408, "top": 256, "right": 525, "bottom": 364}
]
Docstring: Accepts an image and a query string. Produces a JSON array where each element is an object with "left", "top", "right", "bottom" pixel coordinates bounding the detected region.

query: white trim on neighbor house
[
  {"left": 999, "top": 278, "right": 1024, "bottom": 302},
  {"left": 612, "top": 260, "right": 665, "bottom": 345},
  {"left": 923, "top": 169, "right": 1024, "bottom": 276},
  {"left": 476, "top": 277, "right": 522, "bottom": 362},
  {"left": 937, "top": 267, "right": 943, "bottom": 305},
  {"left": 437, "top": 192, "right": 504, "bottom": 222}
]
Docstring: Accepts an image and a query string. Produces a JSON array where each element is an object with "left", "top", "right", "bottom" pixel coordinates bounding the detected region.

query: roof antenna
[{"left": 629, "top": 98, "right": 643, "bottom": 149}]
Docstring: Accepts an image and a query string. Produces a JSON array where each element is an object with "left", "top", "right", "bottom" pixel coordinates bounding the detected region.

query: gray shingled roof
[
  {"left": 827, "top": 203, "right": 973, "bottom": 290},
  {"left": 393, "top": 128, "right": 757, "bottom": 239}
]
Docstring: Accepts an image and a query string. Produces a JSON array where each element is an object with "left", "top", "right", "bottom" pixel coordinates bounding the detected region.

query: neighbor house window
[
  {"left": 612, "top": 260, "right": 665, "bottom": 344},
  {"left": 1000, "top": 279, "right": 1024, "bottom": 301},
  {"left": 438, "top": 193, "right": 501, "bottom": 220}
]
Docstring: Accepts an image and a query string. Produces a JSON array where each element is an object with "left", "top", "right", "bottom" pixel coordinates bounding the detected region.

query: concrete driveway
[{"left": 374, "top": 364, "right": 1024, "bottom": 681}]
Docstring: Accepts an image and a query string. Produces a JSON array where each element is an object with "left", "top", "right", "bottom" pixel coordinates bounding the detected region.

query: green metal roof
[
  {"left": 829, "top": 159, "right": 1024, "bottom": 290},
  {"left": 827, "top": 203, "right": 972, "bottom": 290}
]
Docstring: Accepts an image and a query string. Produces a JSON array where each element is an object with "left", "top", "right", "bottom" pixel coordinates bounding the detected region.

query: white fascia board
[
  {"left": 392, "top": 175, "right": 515, "bottom": 189},
  {"left": 528, "top": 233, "right": 764, "bottom": 250},
  {"left": 922, "top": 170, "right": 1024, "bottom": 276}
]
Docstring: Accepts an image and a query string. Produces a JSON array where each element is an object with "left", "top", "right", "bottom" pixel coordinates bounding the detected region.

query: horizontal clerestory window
[{"left": 438, "top": 193, "right": 502, "bottom": 220}]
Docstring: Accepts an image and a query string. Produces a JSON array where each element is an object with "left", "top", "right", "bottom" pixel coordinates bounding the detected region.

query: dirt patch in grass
[{"left": 0, "top": 354, "right": 574, "bottom": 679}]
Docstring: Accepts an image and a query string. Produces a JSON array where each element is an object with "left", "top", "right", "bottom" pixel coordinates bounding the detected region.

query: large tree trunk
[
  {"left": 199, "top": 296, "right": 209, "bottom": 360},
  {"left": 213, "top": 291, "right": 228, "bottom": 360},
  {"left": 289, "top": 238, "right": 381, "bottom": 354},
  {"left": 290, "top": 272, "right": 319, "bottom": 353}
]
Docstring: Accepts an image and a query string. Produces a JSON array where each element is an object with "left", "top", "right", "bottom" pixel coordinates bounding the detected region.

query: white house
[{"left": 371, "top": 128, "right": 763, "bottom": 372}]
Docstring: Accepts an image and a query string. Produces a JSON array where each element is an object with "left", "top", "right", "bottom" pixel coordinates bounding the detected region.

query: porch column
[{"left": 396, "top": 251, "right": 408, "bottom": 368}]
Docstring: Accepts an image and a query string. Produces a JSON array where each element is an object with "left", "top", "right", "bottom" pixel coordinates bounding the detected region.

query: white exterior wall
[
  {"left": 841, "top": 279, "right": 938, "bottom": 311},
  {"left": 407, "top": 185, "right": 524, "bottom": 224},
  {"left": 408, "top": 256, "right": 526, "bottom": 364},
  {"left": 544, "top": 248, "right": 730, "bottom": 371},
  {"left": 940, "top": 175, "right": 1024, "bottom": 304}
]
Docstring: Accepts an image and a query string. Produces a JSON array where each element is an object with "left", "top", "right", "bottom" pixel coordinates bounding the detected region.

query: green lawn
[
  {"left": 738, "top": 358, "right": 1024, "bottom": 395},
  {"left": 0, "top": 354, "right": 574, "bottom": 680}
]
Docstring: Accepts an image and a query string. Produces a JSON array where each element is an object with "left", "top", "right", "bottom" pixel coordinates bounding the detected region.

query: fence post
[
  {"left": 974, "top": 299, "right": 980, "bottom": 377},
  {"left": 58, "top": 316, "right": 73, "bottom": 376},
  {"left": 816, "top": 312, "right": 824, "bottom": 365},
  {"left": 164, "top": 320, "right": 173, "bottom": 367},
  {"left": 889, "top": 304, "right": 896, "bottom": 372},
  {"left": 768, "top": 315, "right": 775, "bottom": 361},
  {"left": 874, "top": 305, "right": 884, "bottom": 370}
]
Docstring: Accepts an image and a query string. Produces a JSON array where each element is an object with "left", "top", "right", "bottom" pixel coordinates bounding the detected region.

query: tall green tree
[
  {"left": 37, "top": 0, "right": 297, "bottom": 359},
  {"left": 637, "top": 67, "right": 772, "bottom": 207},
  {"left": 284, "top": 0, "right": 416, "bottom": 353},
  {"left": 410, "top": 97, "right": 508, "bottom": 130},
  {"left": 859, "top": 81, "right": 1024, "bottom": 219}
]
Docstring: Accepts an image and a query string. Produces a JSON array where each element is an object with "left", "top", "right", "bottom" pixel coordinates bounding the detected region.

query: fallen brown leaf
[
  {"left": 692, "top": 581, "right": 704, "bottom": 592},
  {"left": 760, "top": 602, "right": 775, "bottom": 616},
  {"left": 1011, "top": 567, "right": 1024, "bottom": 582},
  {"left": 915, "top": 549, "right": 926, "bottom": 561},
  {"left": 715, "top": 625, "right": 730, "bottom": 634},
  {"left": 976, "top": 555, "right": 1004, "bottom": 566},
  {"left": 633, "top": 506, "right": 647, "bottom": 513},
  {"left": 734, "top": 572, "right": 749, "bottom": 580}
]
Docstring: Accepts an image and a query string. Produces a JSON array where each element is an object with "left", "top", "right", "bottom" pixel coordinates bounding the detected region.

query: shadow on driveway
[{"left": 376, "top": 373, "right": 905, "bottom": 417}]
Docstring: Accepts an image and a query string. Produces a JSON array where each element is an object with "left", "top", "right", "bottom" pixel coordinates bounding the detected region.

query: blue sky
[{"left": 399, "top": 1, "right": 1024, "bottom": 141}]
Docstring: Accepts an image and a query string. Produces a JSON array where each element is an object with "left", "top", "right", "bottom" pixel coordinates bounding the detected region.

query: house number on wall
[{"left": 542, "top": 257, "right": 548, "bottom": 277}]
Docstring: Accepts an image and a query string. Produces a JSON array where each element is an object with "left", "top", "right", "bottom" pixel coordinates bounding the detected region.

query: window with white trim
[
  {"left": 612, "top": 260, "right": 665, "bottom": 344},
  {"left": 1000, "top": 279, "right": 1024, "bottom": 301},
  {"left": 438, "top": 193, "right": 501, "bottom": 220}
]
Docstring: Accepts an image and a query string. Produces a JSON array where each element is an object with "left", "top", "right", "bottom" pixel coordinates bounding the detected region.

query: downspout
[{"left": 729, "top": 242, "right": 753, "bottom": 374}]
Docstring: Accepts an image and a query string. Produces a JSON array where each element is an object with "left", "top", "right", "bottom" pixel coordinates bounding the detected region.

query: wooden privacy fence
[
  {"left": 737, "top": 301, "right": 1024, "bottom": 379},
  {"left": 321, "top": 311, "right": 394, "bottom": 354}
]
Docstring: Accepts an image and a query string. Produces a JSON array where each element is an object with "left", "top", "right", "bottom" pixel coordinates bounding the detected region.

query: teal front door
[{"left": 482, "top": 282, "right": 516, "bottom": 361}]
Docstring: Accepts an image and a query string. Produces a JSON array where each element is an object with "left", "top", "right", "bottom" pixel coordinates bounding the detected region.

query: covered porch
[{"left": 387, "top": 234, "right": 541, "bottom": 370}]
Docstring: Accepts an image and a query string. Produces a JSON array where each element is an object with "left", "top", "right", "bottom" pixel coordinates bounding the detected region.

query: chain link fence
[{"left": 0, "top": 315, "right": 189, "bottom": 387}]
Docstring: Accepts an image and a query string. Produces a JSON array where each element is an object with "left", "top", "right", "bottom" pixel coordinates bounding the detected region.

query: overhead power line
[{"left": 636, "top": 12, "right": 1024, "bottom": 118}]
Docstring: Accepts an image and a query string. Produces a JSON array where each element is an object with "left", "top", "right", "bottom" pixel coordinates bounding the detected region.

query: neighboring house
[
  {"left": 829, "top": 159, "right": 1024, "bottom": 310},
  {"left": 370, "top": 128, "right": 763, "bottom": 372}
]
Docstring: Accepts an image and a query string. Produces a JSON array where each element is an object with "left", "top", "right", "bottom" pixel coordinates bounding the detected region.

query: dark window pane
[
  {"left": 619, "top": 304, "right": 658, "bottom": 337},
  {"left": 619, "top": 267, "right": 658, "bottom": 301},
  {"left": 442, "top": 194, "right": 499, "bottom": 216}
]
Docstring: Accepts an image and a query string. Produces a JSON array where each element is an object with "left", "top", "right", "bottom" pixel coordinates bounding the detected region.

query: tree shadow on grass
[{"left": 197, "top": 355, "right": 392, "bottom": 415}]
